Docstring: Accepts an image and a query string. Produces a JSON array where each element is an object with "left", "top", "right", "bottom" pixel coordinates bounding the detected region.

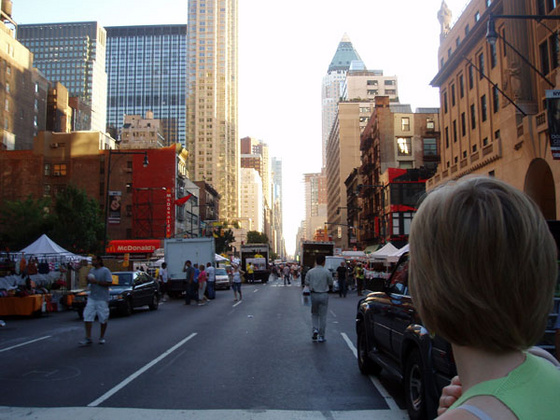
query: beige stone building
[
  {"left": 0, "top": 17, "right": 48, "bottom": 150},
  {"left": 303, "top": 170, "right": 328, "bottom": 241},
  {"left": 429, "top": 0, "right": 560, "bottom": 221},
  {"left": 326, "top": 101, "right": 374, "bottom": 249},
  {"left": 119, "top": 111, "right": 165, "bottom": 149}
]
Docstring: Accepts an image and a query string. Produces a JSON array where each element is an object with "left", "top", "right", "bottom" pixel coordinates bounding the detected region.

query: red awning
[{"left": 106, "top": 239, "right": 162, "bottom": 254}]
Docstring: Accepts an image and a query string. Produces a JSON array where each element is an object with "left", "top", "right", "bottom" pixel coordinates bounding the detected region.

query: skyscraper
[
  {"left": 18, "top": 22, "right": 108, "bottom": 133},
  {"left": 187, "top": 0, "right": 239, "bottom": 220},
  {"left": 321, "top": 33, "right": 363, "bottom": 167},
  {"left": 105, "top": 25, "right": 187, "bottom": 146}
]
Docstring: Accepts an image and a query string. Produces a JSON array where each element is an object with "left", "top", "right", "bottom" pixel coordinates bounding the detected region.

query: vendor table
[{"left": 0, "top": 295, "right": 47, "bottom": 316}]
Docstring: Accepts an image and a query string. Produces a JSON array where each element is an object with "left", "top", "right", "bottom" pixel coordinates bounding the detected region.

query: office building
[
  {"left": 105, "top": 25, "right": 187, "bottom": 146},
  {"left": 429, "top": 0, "right": 560, "bottom": 221},
  {"left": 187, "top": 0, "right": 239, "bottom": 220},
  {"left": 18, "top": 21, "right": 108, "bottom": 133}
]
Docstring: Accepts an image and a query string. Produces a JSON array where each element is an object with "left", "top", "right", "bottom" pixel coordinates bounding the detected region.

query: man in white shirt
[{"left": 206, "top": 262, "right": 216, "bottom": 300}]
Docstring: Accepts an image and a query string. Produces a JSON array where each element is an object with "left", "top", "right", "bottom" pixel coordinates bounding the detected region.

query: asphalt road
[{"left": 0, "top": 276, "right": 408, "bottom": 420}]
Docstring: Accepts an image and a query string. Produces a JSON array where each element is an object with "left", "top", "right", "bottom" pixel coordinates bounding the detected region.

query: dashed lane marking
[{"left": 88, "top": 333, "right": 197, "bottom": 407}]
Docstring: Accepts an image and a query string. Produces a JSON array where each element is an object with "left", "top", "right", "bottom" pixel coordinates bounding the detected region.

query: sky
[{"left": 13, "top": 0, "right": 470, "bottom": 256}]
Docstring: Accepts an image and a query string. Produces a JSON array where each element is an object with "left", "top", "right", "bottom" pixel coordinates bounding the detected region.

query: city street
[{"left": 0, "top": 276, "right": 408, "bottom": 420}]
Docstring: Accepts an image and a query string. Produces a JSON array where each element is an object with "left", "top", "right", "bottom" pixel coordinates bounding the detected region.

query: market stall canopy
[
  {"left": 215, "top": 254, "right": 228, "bottom": 262},
  {"left": 368, "top": 243, "right": 399, "bottom": 261},
  {"left": 19, "top": 234, "right": 87, "bottom": 261},
  {"left": 341, "top": 250, "right": 366, "bottom": 258},
  {"left": 386, "top": 244, "right": 409, "bottom": 263}
]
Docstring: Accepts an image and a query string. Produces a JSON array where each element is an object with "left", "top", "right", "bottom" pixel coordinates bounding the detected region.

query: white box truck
[{"left": 164, "top": 237, "right": 216, "bottom": 296}]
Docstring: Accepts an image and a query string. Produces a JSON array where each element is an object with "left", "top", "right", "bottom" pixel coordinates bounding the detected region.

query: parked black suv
[
  {"left": 355, "top": 252, "right": 456, "bottom": 420},
  {"left": 73, "top": 271, "right": 160, "bottom": 318}
]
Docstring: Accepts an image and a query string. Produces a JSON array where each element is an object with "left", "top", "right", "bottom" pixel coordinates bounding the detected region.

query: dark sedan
[{"left": 72, "top": 271, "right": 160, "bottom": 318}]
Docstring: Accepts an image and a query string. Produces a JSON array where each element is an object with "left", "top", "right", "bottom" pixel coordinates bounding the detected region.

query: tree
[
  {"left": 49, "top": 185, "right": 105, "bottom": 254},
  {"left": 214, "top": 226, "right": 235, "bottom": 255},
  {"left": 246, "top": 231, "right": 269, "bottom": 244},
  {"left": 0, "top": 196, "right": 54, "bottom": 252}
]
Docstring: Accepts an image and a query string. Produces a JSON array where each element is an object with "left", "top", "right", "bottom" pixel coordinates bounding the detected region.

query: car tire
[
  {"left": 122, "top": 299, "right": 133, "bottom": 316},
  {"left": 404, "top": 348, "right": 427, "bottom": 420},
  {"left": 357, "top": 324, "right": 382, "bottom": 375},
  {"left": 149, "top": 293, "right": 159, "bottom": 310}
]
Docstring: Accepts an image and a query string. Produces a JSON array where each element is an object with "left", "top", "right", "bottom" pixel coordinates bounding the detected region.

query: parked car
[
  {"left": 214, "top": 267, "right": 230, "bottom": 290},
  {"left": 72, "top": 271, "right": 160, "bottom": 318},
  {"left": 355, "top": 252, "right": 456, "bottom": 420}
]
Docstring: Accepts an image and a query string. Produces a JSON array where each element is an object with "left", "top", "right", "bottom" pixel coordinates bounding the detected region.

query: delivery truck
[
  {"left": 300, "top": 241, "right": 335, "bottom": 283},
  {"left": 164, "top": 237, "right": 215, "bottom": 296},
  {"left": 240, "top": 243, "right": 270, "bottom": 283}
]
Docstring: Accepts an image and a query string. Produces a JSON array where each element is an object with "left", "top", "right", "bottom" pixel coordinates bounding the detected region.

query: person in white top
[{"left": 206, "top": 262, "right": 216, "bottom": 300}]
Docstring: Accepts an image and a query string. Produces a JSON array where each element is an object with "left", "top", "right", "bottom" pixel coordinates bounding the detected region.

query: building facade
[
  {"left": 343, "top": 69, "right": 399, "bottom": 103},
  {"left": 18, "top": 21, "right": 108, "bottom": 133},
  {"left": 359, "top": 96, "right": 440, "bottom": 247},
  {"left": 303, "top": 170, "right": 328, "bottom": 241},
  {"left": 239, "top": 167, "right": 263, "bottom": 233},
  {"left": 326, "top": 101, "right": 374, "bottom": 249},
  {"left": 0, "top": 19, "right": 48, "bottom": 150},
  {"left": 271, "top": 157, "right": 285, "bottom": 258},
  {"left": 429, "top": 0, "right": 560, "bottom": 222},
  {"left": 105, "top": 25, "right": 187, "bottom": 147},
  {"left": 186, "top": 0, "right": 239, "bottom": 220},
  {"left": 120, "top": 111, "right": 165, "bottom": 149}
]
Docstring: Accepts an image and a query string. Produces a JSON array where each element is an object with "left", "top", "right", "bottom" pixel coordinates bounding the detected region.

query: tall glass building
[
  {"left": 18, "top": 22, "right": 108, "bottom": 133},
  {"left": 187, "top": 0, "right": 238, "bottom": 220},
  {"left": 105, "top": 25, "right": 187, "bottom": 147}
]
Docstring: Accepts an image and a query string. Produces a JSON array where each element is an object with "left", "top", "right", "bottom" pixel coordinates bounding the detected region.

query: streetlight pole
[{"left": 103, "top": 149, "right": 149, "bottom": 253}]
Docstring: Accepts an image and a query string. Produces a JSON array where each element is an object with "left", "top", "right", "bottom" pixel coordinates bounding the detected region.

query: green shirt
[{"left": 450, "top": 352, "right": 560, "bottom": 419}]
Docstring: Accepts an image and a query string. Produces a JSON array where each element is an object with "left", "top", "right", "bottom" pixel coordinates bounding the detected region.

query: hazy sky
[{"left": 13, "top": 0, "right": 470, "bottom": 255}]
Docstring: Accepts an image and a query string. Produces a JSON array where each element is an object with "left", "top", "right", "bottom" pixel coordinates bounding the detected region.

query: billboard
[
  {"left": 108, "top": 191, "right": 122, "bottom": 224},
  {"left": 546, "top": 90, "right": 560, "bottom": 159}
]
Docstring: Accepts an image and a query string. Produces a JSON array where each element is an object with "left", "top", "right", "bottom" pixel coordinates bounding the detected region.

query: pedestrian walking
[
  {"left": 283, "top": 264, "right": 291, "bottom": 285},
  {"left": 354, "top": 262, "right": 364, "bottom": 296},
  {"left": 183, "top": 260, "right": 195, "bottom": 305},
  {"left": 232, "top": 264, "right": 244, "bottom": 301},
  {"left": 206, "top": 262, "right": 216, "bottom": 300},
  {"left": 336, "top": 261, "right": 348, "bottom": 297},
  {"left": 197, "top": 264, "right": 208, "bottom": 305},
  {"left": 80, "top": 255, "right": 112, "bottom": 346},
  {"left": 305, "top": 254, "right": 333, "bottom": 343},
  {"left": 246, "top": 262, "right": 255, "bottom": 283},
  {"left": 158, "top": 262, "right": 168, "bottom": 301}
]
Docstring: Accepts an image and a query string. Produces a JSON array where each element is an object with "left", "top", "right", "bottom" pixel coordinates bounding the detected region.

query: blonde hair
[{"left": 409, "top": 176, "right": 557, "bottom": 353}]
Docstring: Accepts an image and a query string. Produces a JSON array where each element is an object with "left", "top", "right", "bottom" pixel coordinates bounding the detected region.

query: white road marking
[
  {"left": 0, "top": 335, "right": 51, "bottom": 353},
  {"left": 88, "top": 332, "right": 197, "bottom": 407},
  {"left": 341, "top": 332, "right": 403, "bottom": 413},
  {"left": 233, "top": 300, "right": 242, "bottom": 307}
]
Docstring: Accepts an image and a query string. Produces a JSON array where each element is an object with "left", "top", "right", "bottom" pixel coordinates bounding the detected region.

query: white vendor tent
[
  {"left": 368, "top": 243, "right": 399, "bottom": 261},
  {"left": 386, "top": 243, "right": 409, "bottom": 263},
  {"left": 19, "top": 234, "right": 87, "bottom": 262},
  {"left": 341, "top": 250, "right": 366, "bottom": 258}
]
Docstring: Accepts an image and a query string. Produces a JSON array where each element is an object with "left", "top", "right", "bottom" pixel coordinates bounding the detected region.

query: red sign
[
  {"left": 106, "top": 239, "right": 162, "bottom": 254},
  {"left": 166, "top": 190, "right": 173, "bottom": 238}
]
